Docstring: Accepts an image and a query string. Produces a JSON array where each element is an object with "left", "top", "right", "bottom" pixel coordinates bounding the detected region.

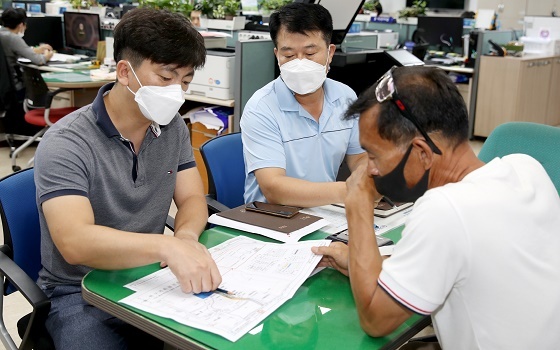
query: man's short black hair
[
  {"left": 269, "top": 3, "right": 333, "bottom": 47},
  {"left": 113, "top": 8, "right": 205, "bottom": 69},
  {"left": 345, "top": 66, "right": 469, "bottom": 148},
  {"left": 1, "top": 8, "right": 27, "bottom": 29}
]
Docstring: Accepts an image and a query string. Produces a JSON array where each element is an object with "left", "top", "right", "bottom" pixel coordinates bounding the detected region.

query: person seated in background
[
  {"left": 34, "top": 8, "right": 221, "bottom": 349},
  {"left": 0, "top": 8, "right": 53, "bottom": 92},
  {"left": 190, "top": 9, "right": 202, "bottom": 27},
  {"left": 313, "top": 66, "right": 560, "bottom": 349},
  {"left": 241, "top": 3, "right": 366, "bottom": 208}
]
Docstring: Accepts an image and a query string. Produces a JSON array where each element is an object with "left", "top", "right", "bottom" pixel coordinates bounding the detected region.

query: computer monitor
[
  {"left": 329, "top": 50, "right": 424, "bottom": 96},
  {"left": 122, "top": 4, "right": 137, "bottom": 17},
  {"left": 24, "top": 16, "right": 64, "bottom": 52},
  {"left": 416, "top": 16, "right": 464, "bottom": 53},
  {"left": 12, "top": 2, "right": 26, "bottom": 9},
  {"left": 98, "top": 0, "right": 131, "bottom": 8},
  {"left": 26, "top": 2, "right": 42, "bottom": 12},
  {"left": 406, "top": 0, "right": 465, "bottom": 10},
  {"left": 63, "top": 12, "right": 101, "bottom": 53},
  {"left": 293, "top": 0, "right": 365, "bottom": 45}
]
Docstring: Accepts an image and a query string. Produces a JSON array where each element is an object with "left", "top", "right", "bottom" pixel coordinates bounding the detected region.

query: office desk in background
[
  {"left": 82, "top": 226, "right": 431, "bottom": 350},
  {"left": 41, "top": 70, "right": 111, "bottom": 108}
]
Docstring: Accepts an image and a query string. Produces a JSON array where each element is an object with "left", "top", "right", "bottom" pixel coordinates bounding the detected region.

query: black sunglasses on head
[{"left": 375, "top": 66, "right": 442, "bottom": 155}]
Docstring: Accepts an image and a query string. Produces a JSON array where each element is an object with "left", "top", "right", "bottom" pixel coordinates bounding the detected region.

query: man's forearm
[
  {"left": 173, "top": 193, "right": 208, "bottom": 240},
  {"left": 346, "top": 200, "right": 384, "bottom": 317},
  {"left": 263, "top": 178, "right": 346, "bottom": 207},
  {"left": 55, "top": 224, "right": 175, "bottom": 269}
]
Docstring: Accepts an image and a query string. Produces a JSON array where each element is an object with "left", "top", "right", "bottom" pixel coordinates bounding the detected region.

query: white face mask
[
  {"left": 17, "top": 31, "right": 24, "bottom": 38},
  {"left": 126, "top": 62, "right": 185, "bottom": 126},
  {"left": 279, "top": 49, "right": 329, "bottom": 95}
]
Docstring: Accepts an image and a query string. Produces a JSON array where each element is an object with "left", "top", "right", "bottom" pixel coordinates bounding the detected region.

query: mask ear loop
[
  {"left": 126, "top": 61, "right": 143, "bottom": 95},
  {"left": 326, "top": 47, "right": 331, "bottom": 72}
]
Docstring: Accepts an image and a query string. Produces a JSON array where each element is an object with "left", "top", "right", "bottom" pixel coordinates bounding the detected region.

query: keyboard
[{"left": 328, "top": 230, "right": 393, "bottom": 247}]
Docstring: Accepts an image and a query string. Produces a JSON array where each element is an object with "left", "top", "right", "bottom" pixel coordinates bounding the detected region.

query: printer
[{"left": 187, "top": 49, "right": 235, "bottom": 100}]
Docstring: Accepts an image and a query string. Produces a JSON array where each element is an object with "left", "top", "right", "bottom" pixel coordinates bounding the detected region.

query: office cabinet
[
  {"left": 474, "top": 55, "right": 559, "bottom": 137},
  {"left": 546, "top": 57, "right": 560, "bottom": 126}
]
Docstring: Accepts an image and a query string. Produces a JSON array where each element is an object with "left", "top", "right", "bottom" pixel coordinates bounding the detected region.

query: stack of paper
[{"left": 120, "top": 236, "right": 330, "bottom": 342}]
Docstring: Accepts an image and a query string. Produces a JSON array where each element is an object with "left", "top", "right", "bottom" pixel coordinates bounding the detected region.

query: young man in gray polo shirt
[{"left": 34, "top": 8, "right": 221, "bottom": 349}]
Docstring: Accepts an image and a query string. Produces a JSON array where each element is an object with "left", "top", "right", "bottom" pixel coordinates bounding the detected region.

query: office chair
[
  {"left": 200, "top": 132, "right": 245, "bottom": 214},
  {"left": 0, "top": 40, "right": 18, "bottom": 156},
  {"left": 10, "top": 65, "right": 78, "bottom": 172},
  {"left": 0, "top": 168, "right": 55, "bottom": 350},
  {"left": 478, "top": 122, "right": 560, "bottom": 194}
]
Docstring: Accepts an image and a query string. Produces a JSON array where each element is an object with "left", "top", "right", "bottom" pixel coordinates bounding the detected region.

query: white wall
[{"left": 379, "top": 0, "right": 406, "bottom": 15}]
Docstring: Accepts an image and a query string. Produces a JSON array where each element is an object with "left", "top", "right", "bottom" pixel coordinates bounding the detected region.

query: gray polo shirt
[{"left": 34, "top": 83, "right": 196, "bottom": 288}]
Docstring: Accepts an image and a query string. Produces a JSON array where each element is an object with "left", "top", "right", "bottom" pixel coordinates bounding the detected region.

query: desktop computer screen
[
  {"left": 26, "top": 2, "right": 41, "bottom": 12},
  {"left": 294, "top": 0, "right": 365, "bottom": 45},
  {"left": 63, "top": 12, "right": 101, "bottom": 53},
  {"left": 406, "top": 0, "right": 465, "bottom": 10},
  {"left": 24, "top": 16, "right": 64, "bottom": 52},
  {"left": 416, "top": 16, "right": 464, "bottom": 53}
]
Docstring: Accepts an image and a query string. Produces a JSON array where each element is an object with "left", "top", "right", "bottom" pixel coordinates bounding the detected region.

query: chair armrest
[
  {"left": 0, "top": 250, "right": 50, "bottom": 350},
  {"left": 205, "top": 195, "right": 230, "bottom": 215},
  {"left": 165, "top": 197, "right": 230, "bottom": 234},
  {"left": 0, "top": 251, "right": 47, "bottom": 306},
  {"left": 165, "top": 215, "right": 175, "bottom": 232}
]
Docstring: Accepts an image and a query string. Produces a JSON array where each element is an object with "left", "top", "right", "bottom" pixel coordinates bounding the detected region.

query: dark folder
[{"left": 216, "top": 205, "right": 323, "bottom": 234}]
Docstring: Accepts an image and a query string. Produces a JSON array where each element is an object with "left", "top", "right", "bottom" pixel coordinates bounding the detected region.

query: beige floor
[{"left": 0, "top": 139, "right": 485, "bottom": 349}]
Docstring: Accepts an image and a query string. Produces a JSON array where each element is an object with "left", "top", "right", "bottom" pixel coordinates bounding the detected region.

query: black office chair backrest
[
  {"left": 0, "top": 40, "right": 16, "bottom": 114},
  {"left": 19, "top": 65, "right": 50, "bottom": 108}
]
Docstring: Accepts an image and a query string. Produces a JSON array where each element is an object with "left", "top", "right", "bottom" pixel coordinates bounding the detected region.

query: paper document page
[
  {"left": 302, "top": 204, "right": 413, "bottom": 236},
  {"left": 120, "top": 236, "right": 330, "bottom": 342},
  {"left": 300, "top": 205, "right": 347, "bottom": 234},
  {"left": 49, "top": 53, "right": 81, "bottom": 62}
]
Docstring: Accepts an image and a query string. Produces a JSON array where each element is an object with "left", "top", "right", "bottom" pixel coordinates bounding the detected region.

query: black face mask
[{"left": 373, "top": 144, "right": 430, "bottom": 203}]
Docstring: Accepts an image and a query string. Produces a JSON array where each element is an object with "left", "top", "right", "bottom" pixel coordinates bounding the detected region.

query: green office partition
[{"left": 233, "top": 39, "right": 276, "bottom": 132}]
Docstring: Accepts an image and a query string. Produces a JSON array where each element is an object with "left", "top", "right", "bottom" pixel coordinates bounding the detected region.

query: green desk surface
[
  {"left": 82, "top": 226, "right": 430, "bottom": 350},
  {"left": 42, "top": 70, "right": 98, "bottom": 83}
]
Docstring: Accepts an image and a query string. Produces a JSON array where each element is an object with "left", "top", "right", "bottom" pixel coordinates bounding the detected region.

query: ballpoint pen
[
  {"left": 382, "top": 196, "right": 398, "bottom": 209},
  {"left": 216, "top": 287, "right": 234, "bottom": 295},
  {"left": 214, "top": 288, "right": 264, "bottom": 306}
]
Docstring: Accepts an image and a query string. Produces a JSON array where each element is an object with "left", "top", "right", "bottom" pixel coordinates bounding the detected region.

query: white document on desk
[
  {"left": 49, "top": 53, "right": 81, "bottom": 63},
  {"left": 119, "top": 236, "right": 330, "bottom": 342},
  {"left": 301, "top": 204, "right": 413, "bottom": 236}
]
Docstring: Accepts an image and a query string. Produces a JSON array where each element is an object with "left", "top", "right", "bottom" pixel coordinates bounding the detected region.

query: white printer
[{"left": 187, "top": 49, "right": 235, "bottom": 100}]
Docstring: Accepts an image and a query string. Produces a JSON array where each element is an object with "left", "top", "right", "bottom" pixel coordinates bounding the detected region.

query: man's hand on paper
[
  {"left": 162, "top": 236, "right": 222, "bottom": 294},
  {"left": 312, "top": 242, "right": 349, "bottom": 277}
]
